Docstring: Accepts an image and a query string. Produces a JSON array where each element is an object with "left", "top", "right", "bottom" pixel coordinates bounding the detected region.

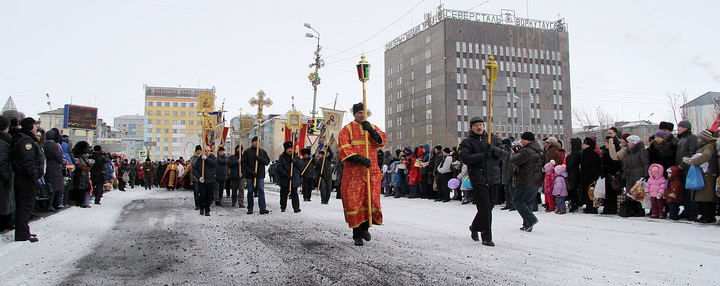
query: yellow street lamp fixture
[{"left": 484, "top": 55, "right": 498, "bottom": 143}]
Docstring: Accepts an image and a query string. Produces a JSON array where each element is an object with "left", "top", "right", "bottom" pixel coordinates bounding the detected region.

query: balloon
[{"left": 448, "top": 178, "right": 461, "bottom": 189}]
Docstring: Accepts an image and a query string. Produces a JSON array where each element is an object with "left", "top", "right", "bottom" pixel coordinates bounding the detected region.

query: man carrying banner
[{"left": 338, "top": 103, "right": 386, "bottom": 246}]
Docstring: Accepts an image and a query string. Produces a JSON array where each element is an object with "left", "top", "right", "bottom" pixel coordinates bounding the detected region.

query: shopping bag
[
  {"left": 685, "top": 164, "right": 705, "bottom": 190},
  {"left": 462, "top": 176, "right": 472, "bottom": 188},
  {"left": 594, "top": 177, "right": 606, "bottom": 199},
  {"left": 627, "top": 178, "right": 646, "bottom": 201}
]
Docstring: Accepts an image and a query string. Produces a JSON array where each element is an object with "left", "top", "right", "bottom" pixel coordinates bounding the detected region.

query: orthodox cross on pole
[{"left": 249, "top": 90, "right": 273, "bottom": 124}]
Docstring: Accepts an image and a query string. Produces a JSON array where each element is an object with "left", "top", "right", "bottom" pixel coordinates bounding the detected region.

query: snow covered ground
[{"left": 1, "top": 181, "right": 719, "bottom": 285}]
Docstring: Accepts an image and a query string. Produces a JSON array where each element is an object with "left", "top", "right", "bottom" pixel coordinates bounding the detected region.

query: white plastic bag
[{"left": 594, "top": 177, "right": 606, "bottom": 199}]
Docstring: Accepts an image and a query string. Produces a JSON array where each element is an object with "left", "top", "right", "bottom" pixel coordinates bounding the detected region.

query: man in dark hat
[
  {"left": 192, "top": 145, "right": 217, "bottom": 216},
  {"left": 299, "top": 147, "right": 315, "bottom": 202},
  {"left": 315, "top": 148, "right": 334, "bottom": 204},
  {"left": 276, "top": 141, "right": 303, "bottom": 212},
  {"left": 510, "top": 131, "right": 543, "bottom": 234},
  {"left": 11, "top": 117, "right": 44, "bottom": 242},
  {"left": 241, "top": 136, "right": 271, "bottom": 214},
  {"left": 214, "top": 146, "right": 228, "bottom": 205},
  {"left": 580, "top": 137, "right": 601, "bottom": 214},
  {"left": 226, "top": 145, "right": 245, "bottom": 208},
  {"left": 659, "top": 121, "right": 679, "bottom": 146},
  {"left": 89, "top": 145, "right": 110, "bottom": 204},
  {"left": 600, "top": 127, "right": 623, "bottom": 214},
  {"left": 459, "top": 116, "right": 506, "bottom": 246},
  {"left": 338, "top": 102, "right": 387, "bottom": 246}
]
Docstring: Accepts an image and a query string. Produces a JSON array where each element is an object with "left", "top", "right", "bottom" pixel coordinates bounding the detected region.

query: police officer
[{"left": 11, "top": 117, "right": 44, "bottom": 242}]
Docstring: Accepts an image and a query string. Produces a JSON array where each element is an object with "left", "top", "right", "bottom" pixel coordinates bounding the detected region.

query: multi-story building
[
  {"left": 143, "top": 85, "right": 214, "bottom": 161},
  {"left": 114, "top": 115, "right": 145, "bottom": 139},
  {"left": 682, "top": 91, "right": 720, "bottom": 131},
  {"left": 384, "top": 6, "right": 571, "bottom": 149},
  {"left": 37, "top": 107, "right": 111, "bottom": 145}
]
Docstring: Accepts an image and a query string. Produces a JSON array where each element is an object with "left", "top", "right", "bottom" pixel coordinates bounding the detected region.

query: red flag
[{"left": 711, "top": 113, "right": 720, "bottom": 132}]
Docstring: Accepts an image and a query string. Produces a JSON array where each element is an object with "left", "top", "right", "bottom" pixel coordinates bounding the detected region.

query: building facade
[
  {"left": 143, "top": 85, "right": 214, "bottom": 161},
  {"left": 682, "top": 91, "right": 720, "bottom": 132},
  {"left": 384, "top": 6, "right": 571, "bottom": 149}
]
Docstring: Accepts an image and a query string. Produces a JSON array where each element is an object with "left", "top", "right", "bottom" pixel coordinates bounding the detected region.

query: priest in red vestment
[{"left": 338, "top": 102, "right": 387, "bottom": 246}]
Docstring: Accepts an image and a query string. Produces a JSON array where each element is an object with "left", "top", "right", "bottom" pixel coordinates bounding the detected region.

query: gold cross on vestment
[{"left": 249, "top": 90, "right": 273, "bottom": 123}]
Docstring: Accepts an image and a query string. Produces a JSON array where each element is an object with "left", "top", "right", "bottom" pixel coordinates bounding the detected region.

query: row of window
[
  {"left": 147, "top": 119, "right": 202, "bottom": 126},
  {"left": 456, "top": 42, "right": 561, "bottom": 62},
  {"left": 458, "top": 57, "right": 563, "bottom": 76},
  {"left": 146, "top": 128, "right": 202, "bottom": 135},
  {"left": 146, "top": 110, "right": 202, "bottom": 116},
  {"left": 147, "top": 101, "right": 196, "bottom": 108},
  {"left": 387, "top": 94, "right": 432, "bottom": 115},
  {"left": 387, "top": 110, "right": 433, "bottom": 129}
]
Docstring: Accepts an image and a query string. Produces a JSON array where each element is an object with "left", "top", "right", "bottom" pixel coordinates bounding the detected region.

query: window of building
[
  {"left": 397, "top": 77, "right": 402, "bottom": 85},
  {"left": 499, "top": 46, "right": 504, "bottom": 56},
  {"left": 475, "top": 43, "right": 479, "bottom": 53},
  {"left": 457, "top": 105, "right": 462, "bottom": 116},
  {"left": 457, "top": 74, "right": 461, "bottom": 84},
  {"left": 387, "top": 120, "right": 392, "bottom": 128},
  {"left": 426, "top": 94, "right": 432, "bottom": 104},
  {"left": 387, "top": 107, "right": 392, "bottom": 115},
  {"left": 181, "top": 102, "right": 186, "bottom": 107},
  {"left": 197, "top": 130, "right": 202, "bottom": 135},
  {"left": 457, "top": 89, "right": 461, "bottom": 100},
  {"left": 397, "top": 131, "right": 403, "bottom": 140},
  {"left": 397, "top": 104, "right": 402, "bottom": 112},
  {"left": 189, "top": 111, "right": 194, "bottom": 117},
  {"left": 411, "top": 71, "right": 414, "bottom": 80},
  {"left": 463, "top": 74, "right": 467, "bottom": 84},
  {"left": 189, "top": 103, "right": 195, "bottom": 108},
  {"left": 197, "top": 120, "right": 201, "bottom": 125},
  {"left": 426, "top": 110, "right": 432, "bottom": 119},
  {"left": 155, "top": 128, "right": 161, "bottom": 133},
  {"left": 493, "top": 45, "right": 498, "bottom": 55},
  {"left": 173, "top": 111, "right": 178, "bottom": 116},
  {"left": 172, "top": 102, "right": 177, "bottom": 107},
  {"left": 180, "top": 120, "right": 186, "bottom": 124},
  {"left": 411, "top": 114, "right": 415, "bottom": 123},
  {"left": 397, "top": 117, "right": 402, "bottom": 126},
  {"left": 411, "top": 100, "right": 415, "bottom": 109},
  {"left": 476, "top": 59, "right": 480, "bottom": 69},
  {"left": 425, "top": 49, "right": 431, "bottom": 59},
  {"left": 387, "top": 68, "right": 392, "bottom": 76},
  {"left": 456, "top": 42, "right": 460, "bottom": 52},
  {"left": 463, "top": 106, "right": 468, "bottom": 116},
  {"left": 426, "top": 64, "right": 432, "bottom": 74},
  {"left": 165, "top": 111, "right": 169, "bottom": 116},
  {"left": 164, "top": 102, "right": 169, "bottom": 107},
  {"left": 458, "top": 122, "right": 462, "bottom": 132},
  {"left": 468, "top": 58, "right": 473, "bottom": 69},
  {"left": 426, "top": 80, "right": 431, "bottom": 89},
  {"left": 499, "top": 61, "right": 504, "bottom": 71},
  {"left": 189, "top": 120, "right": 194, "bottom": 125},
  {"left": 147, "top": 110, "right": 152, "bottom": 115},
  {"left": 426, "top": 125, "right": 432, "bottom": 134},
  {"left": 463, "top": 89, "right": 467, "bottom": 100},
  {"left": 148, "top": 102, "right": 153, "bottom": 106},
  {"left": 397, "top": 90, "right": 402, "bottom": 99},
  {"left": 481, "top": 44, "right": 485, "bottom": 54},
  {"left": 411, "top": 85, "right": 415, "bottom": 94},
  {"left": 483, "top": 90, "right": 487, "bottom": 101},
  {"left": 558, "top": 66, "right": 562, "bottom": 75},
  {"left": 411, "top": 57, "right": 414, "bottom": 66}
]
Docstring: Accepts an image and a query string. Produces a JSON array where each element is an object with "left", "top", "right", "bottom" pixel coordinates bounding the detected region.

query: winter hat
[
  {"left": 621, "top": 133, "right": 631, "bottom": 141},
  {"left": 698, "top": 129, "right": 713, "bottom": 141},
  {"left": 0, "top": 115, "right": 8, "bottom": 131},
  {"left": 501, "top": 138, "right": 512, "bottom": 145},
  {"left": 583, "top": 137, "right": 597, "bottom": 148},
  {"left": 554, "top": 164, "right": 566, "bottom": 174},
  {"left": 544, "top": 160, "right": 556, "bottom": 172},
  {"left": 678, "top": 120, "right": 692, "bottom": 130},
  {"left": 283, "top": 141, "right": 293, "bottom": 150},
  {"left": 195, "top": 145, "right": 202, "bottom": 151},
  {"left": 218, "top": 146, "right": 225, "bottom": 151},
  {"left": 301, "top": 148, "right": 311, "bottom": 156},
  {"left": 93, "top": 145, "right": 102, "bottom": 152},
  {"left": 20, "top": 117, "right": 39, "bottom": 130},
  {"left": 352, "top": 102, "right": 364, "bottom": 114},
  {"left": 546, "top": 137, "right": 558, "bottom": 144},
  {"left": 443, "top": 147, "right": 451, "bottom": 154},
  {"left": 626, "top": 135, "right": 641, "bottom": 144},
  {"left": 521, "top": 131, "right": 535, "bottom": 141},
  {"left": 654, "top": 130, "right": 667, "bottom": 140},
  {"left": 659, "top": 121, "right": 674, "bottom": 132},
  {"left": 469, "top": 116, "right": 485, "bottom": 126},
  {"left": 252, "top": 136, "right": 259, "bottom": 142}
]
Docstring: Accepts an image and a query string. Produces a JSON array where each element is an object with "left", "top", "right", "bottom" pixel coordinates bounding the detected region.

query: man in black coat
[
  {"left": 214, "top": 147, "right": 228, "bottom": 206},
  {"left": 580, "top": 137, "right": 601, "bottom": 214},
  {"left": 0, "top": 116, "right": 15, "bottom": 232},
  {"left": 241, "top": 136, "right": 271, "bottom": 214},
  {"left": 299, "top": 148, "right": 315, "bottom": 202},
  {"left": 510, "top": 132, "right": 543, "bottom": 233},
  {"left": 600, "top": 127, "right": 623, "bottom": 214},
  {"left": 226, "top": 145, "right": 245, "bottom": 208},
  {"left": 565, "top": 138, "right": 583, "bottom": 212},
  {"left": 459, "top": 117, "right": 506, "bottom": 247},
  {"left": 192, "top": 146, "right": 217, "bottom": 216},
  {"left": 88, "top": 145, "right": 109, "bottom": 205},
  {"left": 315, "top": 148, "right": 334, "bottom": 204},
  {"left": 42, "top": 128, "right": 64, "bottom": 212},
  {"left": 276, "top": 141, "right": 303, "bottom": 212},
  {"left": 11, "top": 117, "right": 44, "bottom": 242}
]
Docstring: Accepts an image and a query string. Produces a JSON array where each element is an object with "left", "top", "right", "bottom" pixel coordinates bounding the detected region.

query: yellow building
[{"left": 143, "top": 85, "right": 215, "bottom": 162}]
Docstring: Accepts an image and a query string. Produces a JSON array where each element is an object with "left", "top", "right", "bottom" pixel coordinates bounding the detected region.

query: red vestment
[{"left": 338, "top": 121, "right": 387, "bottom": 228}]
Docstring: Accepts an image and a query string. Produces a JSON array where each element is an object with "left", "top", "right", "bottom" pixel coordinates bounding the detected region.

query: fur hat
[
  {"left": 659, "top": 121, "right": 674, "bottom": 131},
  {"left": 626, "top": 135, "right": 641, "bottom": 144},
  {"left": 698, "top": 129, "right": 713, "bottom": 141},
  {"left": 621, "top": 133, "right": 631, "bottom": 141},
  {"left": 521, "top": 132, "right": 535, "bottom": 141},
  {"left": 654, "top": 130, "right": 667, "bottom": 140},
  {"left": 283, "top": 141, "right": 293, "bottom": 150},
  {"left": 352, "top": 102, "right": 364, "bottom": 114},
  {"left": 583, "top": 137, "right": 597, "bottom": 148},
  {"left": 443, "top": 147, "right": 451, "bottom": 154},
  {"left": 300, "top": 148, "right": 311, "bottom": 156}
]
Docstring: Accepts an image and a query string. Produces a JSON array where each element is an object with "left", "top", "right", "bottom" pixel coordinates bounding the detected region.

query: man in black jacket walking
[
  {"left": 510, "top": 132, "right": 543, "bottom": 233},
  {"left": 192, "top": 146, "right": 217, "bottom": 216},
  {"left": 89, "top": 145, "right": 109, "bottom": 204},
  {"left": 459, "top": 117, "right": 506, "bottom": 247},
  {"left": 241, "top": 136, "right": 271, "bottom": 214}
]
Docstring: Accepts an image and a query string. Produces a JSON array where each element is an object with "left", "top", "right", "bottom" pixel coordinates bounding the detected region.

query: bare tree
[
  {"left": 572, "top": 104, "right": 616, "bottom": 131},
  {"left": 572, "top": 105, "right": 595, "bottom": 131},
  {"left": 666, "top": 90, "right": 688, "bottom": 125}
]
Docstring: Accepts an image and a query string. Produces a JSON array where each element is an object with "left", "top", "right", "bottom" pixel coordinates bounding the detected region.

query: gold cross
[{"left": 249, "top": 90, "right": 273, "bottom": 123}]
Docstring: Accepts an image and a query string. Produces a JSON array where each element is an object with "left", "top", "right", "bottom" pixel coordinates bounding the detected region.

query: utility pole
[{"left": 305, "top": 23, "right": 323, "bottom": 120}]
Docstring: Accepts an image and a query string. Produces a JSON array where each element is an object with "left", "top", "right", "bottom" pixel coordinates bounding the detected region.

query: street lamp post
[
  {"left": 304, "top": 22, "right": 323, "bottom": 120},
  {"left": 356, "top": 55, "right": 373, "bottom": 227},
  {"left": 484, "top": 56, "right": 498, "bottom": 143}
]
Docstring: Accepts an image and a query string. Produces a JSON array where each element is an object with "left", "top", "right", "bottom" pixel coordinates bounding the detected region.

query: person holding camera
[
  {"left": 192, "top": 146, "right": 217, "bottom": 216},
  {"left": 510, "top": 132, "right": 543, "bottom": 232},
  {"left": 459, "top": 117, "right": 506, "bottom": 247}
]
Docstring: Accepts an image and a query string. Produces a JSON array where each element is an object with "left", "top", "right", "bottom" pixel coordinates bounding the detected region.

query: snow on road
[{"left": 2, "top": 181, "right": 719, "bottom": 285}]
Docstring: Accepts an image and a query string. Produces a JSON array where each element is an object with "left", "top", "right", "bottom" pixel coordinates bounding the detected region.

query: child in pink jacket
[
  {"left": 645, "top": 163, "right": 667, "bottom": 218},
  {"left": 553, "top": 164, "right": 569, "bottom": 214},
  {"left": 543, "top": 160, "right": 557, "bottom": 212}
]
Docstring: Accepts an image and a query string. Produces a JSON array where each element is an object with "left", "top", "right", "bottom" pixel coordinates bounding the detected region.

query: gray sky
[{"left": 2, "top": 0, "right": 719, "bottom": 129}]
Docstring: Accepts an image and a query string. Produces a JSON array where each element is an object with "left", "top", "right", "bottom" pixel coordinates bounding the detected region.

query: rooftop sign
[{"left": 386, "top": 5, "right": 567, "bottom": 51}]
